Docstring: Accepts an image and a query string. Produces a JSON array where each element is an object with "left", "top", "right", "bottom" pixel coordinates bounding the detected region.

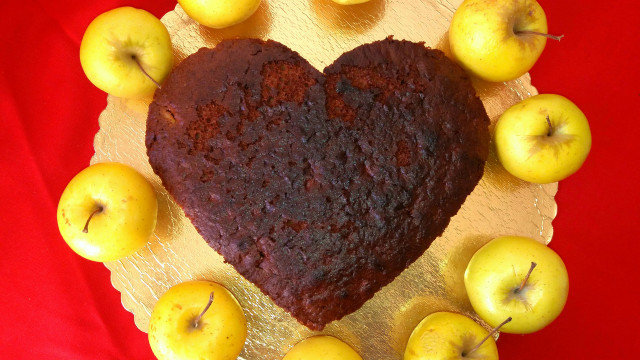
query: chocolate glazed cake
[{"left": 146, "top": 37, "right": 490, "bottom": 330}]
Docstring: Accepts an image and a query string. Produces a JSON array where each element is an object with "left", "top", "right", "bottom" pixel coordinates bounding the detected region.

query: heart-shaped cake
[{"left": 146, "top": 37, "right": 489, "bottom": 330}]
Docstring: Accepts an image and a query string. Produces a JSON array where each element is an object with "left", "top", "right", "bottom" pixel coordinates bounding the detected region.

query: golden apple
[
  {"left": 149, "top": 280, "right": 247, "bottom": 360},
  {"left": 57, "top": 162, "right": 157, "bottom": 262},
  {"left": 495, "top": 94, "right": 591, "bottom": 183},
  {"left": 449, "top": 0, "right": 558, "bottom": 82},
  {"left": 80, "top": 7, "right": 173, "bottom": 98},
  {"left": 282, "top": 336, "right": 362, "bottom": 360},
  {"left": 178, "top": 0, "right": 261, "bottom": 29},
  {"left": 464, "top": 236, "right": 569, "bottom": 334},
  {"left": 404, "top": 312, "right": 502, "bottom": 360}
]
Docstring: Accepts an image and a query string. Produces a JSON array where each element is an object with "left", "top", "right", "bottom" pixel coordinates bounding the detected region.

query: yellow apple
[
  {"left": 404, "top": 312, "right": 502, "bottom": 360},
  {"left": 178, "top": 0, "right": 261, "bottom": 29},
  {"left": 495, "top": 94, "right": 591, "bottom": 183},
  {"left": 57, "top": 162, "right": 157, "bottom": 262},
  {"left": 80, "top": 7, "right": 173, "bottom": 98},
  {"left": 449, "top": 0, "right": 558, "bottom": 82},
  {"left": 331, "top": 0, "right": 372, "bottom": 4},
  {"left": 149, "top": 280, "right": 247, "bottom": 360},
  {"left": 282, "top": 336, "right": 362, "bottom": 360},
  {"left": 464, "top": 236, "right": 569, "bottom": 334}
]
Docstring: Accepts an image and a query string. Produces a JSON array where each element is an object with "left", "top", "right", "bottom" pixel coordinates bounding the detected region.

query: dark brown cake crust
[{"left": 146, "top": 38, "right": 490, "bottom": 330}]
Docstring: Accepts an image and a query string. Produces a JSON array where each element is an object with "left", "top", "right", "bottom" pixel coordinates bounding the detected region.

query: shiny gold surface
[{"left": 92, "top": 1, "right": 557, "bottom": 359}]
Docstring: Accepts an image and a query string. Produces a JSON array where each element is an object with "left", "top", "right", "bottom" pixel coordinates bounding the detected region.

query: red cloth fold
[{"left": 1, "top": 0, "right": 638, "bottom": 358}]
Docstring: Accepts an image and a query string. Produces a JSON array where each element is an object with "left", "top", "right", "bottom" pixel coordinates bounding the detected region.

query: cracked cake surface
[{"left": 146, "top": 37, "right": 490, "bottom": 330}]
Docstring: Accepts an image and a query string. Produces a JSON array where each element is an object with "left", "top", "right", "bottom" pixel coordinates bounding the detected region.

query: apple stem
[
  {"left": 464, "top": 317, "right": 513, "bottom": 357},
  {"left": 546, "top": 115, "right": 553, "bottom": 136},
  {"left": 82, "top": 206, "right": 103, "bottom": 233},
  {"left": 192, "top": 292, "right": 215, "bottom": 329},
  {"left": 516, "top": 30, "right": 564, "bottom": 41},
  {"left": 517, "top": 262, "right": 537, "bottom": 293},
  {"left": 131, "top": 55, "right": 161, "bottom": 89}
]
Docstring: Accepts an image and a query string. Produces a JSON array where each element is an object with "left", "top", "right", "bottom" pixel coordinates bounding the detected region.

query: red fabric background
[{"left": 1, "top": 0, "right": 638, "bottom": 358}]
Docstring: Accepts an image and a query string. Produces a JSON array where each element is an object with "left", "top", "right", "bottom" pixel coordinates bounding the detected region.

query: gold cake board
[{"left": 92, "top": 1, "right": 557, "bottom": 358}]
